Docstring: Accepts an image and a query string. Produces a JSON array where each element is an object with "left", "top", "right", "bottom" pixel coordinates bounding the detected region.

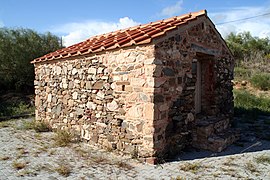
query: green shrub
[
  {"left": 21, "top": 120, "right": 51, "bottom": 132},
  {"left": 251, "top": 73, "right": 270, "bottom": 91},
  {"left": 34, "top": 121, "right": 52, "bottom": 132},
  {"left": 234, "top": 67, "right": 253, "bottom": 80}
]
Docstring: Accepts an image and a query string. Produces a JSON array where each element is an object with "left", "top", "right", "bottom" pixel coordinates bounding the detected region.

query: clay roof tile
[{"left": 31, "top": 10, "right": 207, "bottom": 63}]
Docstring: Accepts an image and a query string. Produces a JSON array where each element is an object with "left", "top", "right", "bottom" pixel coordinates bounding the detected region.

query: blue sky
[{"left": 1, "top": 0, "right": 270, "bottom": 46}]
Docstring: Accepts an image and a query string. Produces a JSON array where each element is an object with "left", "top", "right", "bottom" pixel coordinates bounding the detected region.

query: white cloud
[
  {"left": 53, "top": 17, "right": 140, "bottom": 47},
  {"left": 209, "top": 6, "right": 270, "bottom": 39},
  {"left": 160, "top": 0, "right": 183, "bottom": 17}
]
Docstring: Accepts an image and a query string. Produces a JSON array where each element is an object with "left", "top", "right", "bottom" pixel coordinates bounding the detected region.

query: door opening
[{"left": 195, "top": 59, "right": 201, "bottom": 114}]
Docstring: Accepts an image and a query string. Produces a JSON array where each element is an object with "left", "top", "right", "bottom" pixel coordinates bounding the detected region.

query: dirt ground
[{"left": 0, "top": 117, "right": 270, "bottom": 179}]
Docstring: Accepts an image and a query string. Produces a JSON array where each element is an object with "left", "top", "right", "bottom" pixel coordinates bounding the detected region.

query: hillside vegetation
[
  {"left": 226, "top": 32, "right": 270, "bottom": 120},
  {"left": 0, "top": 28, "right": 63, "bottom": 117},
  {"left": 0, "top": 28, "right": 63, "bottom": 94},
  {"left": 0, "top": 30, "right": 269, "bottom": 119}
]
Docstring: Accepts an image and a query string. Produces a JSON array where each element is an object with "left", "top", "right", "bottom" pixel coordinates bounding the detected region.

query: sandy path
[{"left": 0, "top": 117, "right": 270, "bottom": 179}]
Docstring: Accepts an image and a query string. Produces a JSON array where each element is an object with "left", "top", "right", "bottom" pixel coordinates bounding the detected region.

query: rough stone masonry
[{"left": 33, "top": 11, "right": 238, "bottom": 163}]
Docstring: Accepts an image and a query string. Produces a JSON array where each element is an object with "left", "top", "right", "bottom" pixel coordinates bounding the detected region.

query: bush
[
  {"left": 22, "top": 120, "right": 51, "bottom": 132},
  {"left": 234, "top": 67, "right": 253, "bottom": 80},
  {"left": 251, "top": 73, "right": 270, "bottom": 90},
  {"left": 54, "top": 130, "right": 79, "bottom": 147}
]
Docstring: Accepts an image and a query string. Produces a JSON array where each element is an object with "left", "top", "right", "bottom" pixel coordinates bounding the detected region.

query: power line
[{"left": 216, "top": 12, "right": 270, "bottom": 25}]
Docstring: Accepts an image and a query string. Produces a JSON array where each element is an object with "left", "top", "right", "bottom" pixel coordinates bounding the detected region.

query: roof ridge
[{"left": 32, "top": 10, "right": 207, "bottom": 63}]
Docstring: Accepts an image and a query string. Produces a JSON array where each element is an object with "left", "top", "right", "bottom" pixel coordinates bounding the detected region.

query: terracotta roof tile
[{"left": 32, "top": 10, "right": 207, "bottom": 63}]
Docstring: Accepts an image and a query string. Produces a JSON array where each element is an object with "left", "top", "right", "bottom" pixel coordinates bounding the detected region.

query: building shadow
[{"left": 167, "top": 112, "right": 270, "bottom": 162}]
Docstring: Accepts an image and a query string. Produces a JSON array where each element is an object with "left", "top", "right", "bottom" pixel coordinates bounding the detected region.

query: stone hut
[{"left": 32, "top": 10, "right": 238, "bottom": 163}]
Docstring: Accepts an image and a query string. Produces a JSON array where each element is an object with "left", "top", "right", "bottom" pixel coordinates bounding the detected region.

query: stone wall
[
  {"left": 34, "top": 45, "right": 158, "bottom": 159},
  {"left": 152, "top": 20, "right": 234, "bottom": 158}
]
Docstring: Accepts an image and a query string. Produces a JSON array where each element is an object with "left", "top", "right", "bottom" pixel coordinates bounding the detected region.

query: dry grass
[
  {"left": 179, "top": 162, "right": 203, "bottom": 173},
  {"left": 245, "top": 161, "right": 259, "bottom": 173},
  {"left": 255, "top": 154, "right": 270, "bottom": 164},
  {"left": 116, "top": 161, "right": 133, "bottom": 170},
  {"left": 55, "top": 163, "right": 72, "bottom": 177},
  {"left": 74, "top": 146, "right": 89, "bottom": 158},
  {"left": 17, "top": 149, "right": 28, "bottom": 158},
  {"left": 0, "top": 156, "right": 10, "bottom": 161},
  {"left": 12, "top": 161, "right": 27, "bottom": 170},
  {"left": 53, "top": 129, "right": 79, "bottom": 147},
  {"left": 21, "top": 120, "right": 52, "bottom": 132},
  {"left": 92, "top": 155, "right": 110, "bottom": 164}
]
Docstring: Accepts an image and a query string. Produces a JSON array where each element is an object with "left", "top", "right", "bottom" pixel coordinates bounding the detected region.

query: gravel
[{"left": 0, "top": 117, "right": 270, "bottom": 179}]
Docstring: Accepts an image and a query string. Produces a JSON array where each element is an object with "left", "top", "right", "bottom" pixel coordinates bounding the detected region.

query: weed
[
  {"left": 172, "top": 176, "right": 185, "bottom": 180},
  {"left": 0, "top": 121, "right": 12, "bottom": 128},
  {"left": 251, "top": 73, "right": 270, "bottom": 91},
  {"left": 116, "top": 161, "right": 133, "bottom": 170},
  {"left": 34, "top": 121, "right": 52, "bottom": 132},
  {"left": 245, "top": 161, "right": 259, "bottom": 173},
  {"left": 74, "top": 147, "right": 89, "bottom": 158},
  {"left": 12, "top": 161, "right": 27, "bottom": 170},
  {"left": 131, "top": 147, "right": 139, "bottom": 159},
  {"left": 16, "top": 148, "right": 28, "bottom": 159},
  {"left": 55, "top": 163, "right": 72, "bottom": 177},
  {"left": 92, "top": 155, "right": 109, "bottom": 164},
  {"left": 255, "top": 155, "right": 270, "bottom": 164},
  {"left": 21, "top": 120, "right": 51, "bottom": 132},
  {"left": 53, "top": 129, "right": 78, "bottom": 147},
  {"left": 179, "top": 162, "right": 202, "bottom": 173},
  {"left": 48, "top": 149, "right": 57, "bottom": 156},
  {"left": 0, "top": 156, "right": 10, "bottom": 161},
  {"left": 34, "top": 133, "right": 42, "bottom": 139}
]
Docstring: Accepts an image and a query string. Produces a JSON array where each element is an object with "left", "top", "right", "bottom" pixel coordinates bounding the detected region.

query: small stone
[
  {"left": 63, "top": 83, "right": 68, "bottom": 89},
  {"left": 47, "top": 94, "right": 52, "bottom": 103},
  {"left": 93, "top": 81, "right": 104, "bottom": 89},
  {"left": 72, "top": 92, "right": 78, "bottom": 99},
  {"left": 97, "top": 67, "right": 104, "bottom": 74},
  {"left": 155, "top": 78, "right": 166, "bottom": 88},
  {"left": 68, "top": 81, "right": 73, "bottom": 89},
  {"left": 68, "top": 99, "right": 74, "bottom": 106},
  {"left": 86, "top": 81, "right": 92, "bottom": 89},
  {"left": 241, "top": 80, "right": 247, "bottom": 86},
  {"left": 186, "top": 113, "right": 194, "bottom": 122},
  {"left": 63, "top": 119, "right": 68, "bottom": 124},
  {"left": 72, "top": 68, "right": 78, "bottom": 75},
  {"left": 173, "top": 115, "right": 183, "bottom": 121},
  {"left": 163, "top": 68, "right": 175, "bottom": 76},
  {"left": 176, "top": 86, "right": 183, "bottom": 92},
  {"left": 107, "top": 100, "right": 118, "bottom": 111},
  {"left": 86, "top": 102, "right": 96, "bottom": 110},
  {"left": 96, "top": 91, "right": 105, "bottom": 99},
  {"left": 74, "top": 79, "right": 80, "bottom": 84},
  {"left": 88, "top": 67, "right": 96, "bottom": 75},
  {"left": 158, "top": 104, "right": 169, "bottom": 111},
  {"left": 131, "top": 78, "right": 145, "bottom": 87},
  {"left": 154, "top": 94, "right": 164, "bottom": 103},
  {"left": 76, "top": 108, "right": 84, "bottom": 115},
  {"left": 56, "top": 66, "right": 62, "bottom": 75},
  {"left": 67, "top": 64, "right": 73, "bottom": 70}
]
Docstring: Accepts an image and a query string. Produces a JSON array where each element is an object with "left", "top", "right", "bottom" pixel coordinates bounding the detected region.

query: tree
[
  {"left": 226, "top": 32, "right": 270, "bottom": 65},
  {"left": 0, "top": 28, "right": 63, "bottom": 93}
]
